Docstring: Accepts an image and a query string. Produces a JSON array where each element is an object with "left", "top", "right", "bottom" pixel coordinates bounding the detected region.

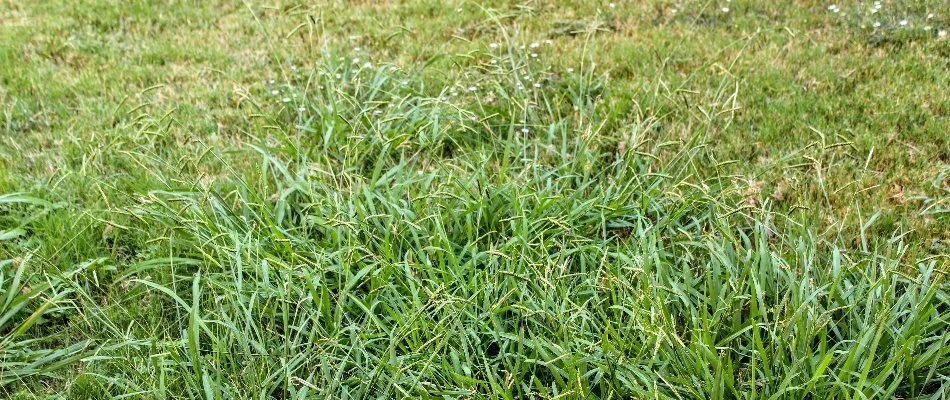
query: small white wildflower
[
  {"left": 390, "top": 66, "right": 398, "bottom": 71},
  {"left": 351, "top": 57, "right": 360, "bottom": 64},
  {"left": 567, "top": 67, "right": 575, "bottom": 73},
  {"left": 543, "top": 40, "right": 553, "bottom": 45},
  {"left": 926, "top": 13, "right": 934, "bottom": 19},
  {"left": 609, "top": 2, "right": 616, "bottom": 8},
  {"left": 354, "top": 47, "right": 361, "bottom": 52},
  {"left": 363, "top": 62, "right": 372, "bottom": 68},
  {"left": 281, "top": 97, "right": 291, "bottom": 103},
  {"left": 530, "top": 53, "right": 538, "bottom": 58},
  {"left": 939, "top": 30, "right": 947, "bottom": 38},
  {"left": 490, "top": 59, "right": 498, "bottom": 64},
  {"left": 872, "top": 21, "right": 881, "bottom": 28},
  {"left": 899, "top": 20, "right": 908, "bottom": 26},
  {"left": 468, "top": 86, "right": 477, "bottom": 92},
  {"left": 297, "top": 107, "right": 305, "bottom": 112},
  {"left": 533, "top": 83, "right": 541, "bottom": 88},
  {"left": 530, "top": 42, "right": 540, "bottom": 48},
  {"left": 470, "top": 116, "right": 478, "bottom": 122},
  {"left": 489, "top": 42, "right": 499, "bottom": 49},
  {"left": 290, "top": 65, "right": 297, "bottom": 71},
  {"left": 270, "top": 90, "right": 279, "bottom": 95},
  {"left": 268, "top": 79, "right": 275, "bottom": 84},
  {"left": 521, "top": 127, "right": 530, "bottom": 133},
  {"left": 721, "top": 6, "right": 730, "bottom": 13},
  {"left": 924, "top": 25, "right": 932, "bottom": 31},
  {"left": 671, "top": 8, "right": 678, "bottom": 14}
]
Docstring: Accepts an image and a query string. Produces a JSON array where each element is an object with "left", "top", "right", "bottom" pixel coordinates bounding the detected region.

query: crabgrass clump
[{"left": 1, "top": 0, "right": 949, "bottom": 398}]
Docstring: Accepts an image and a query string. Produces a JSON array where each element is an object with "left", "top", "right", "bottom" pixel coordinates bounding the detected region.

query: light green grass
[{"left": 1, "top": 0, "right": 948, "bottom": 398}]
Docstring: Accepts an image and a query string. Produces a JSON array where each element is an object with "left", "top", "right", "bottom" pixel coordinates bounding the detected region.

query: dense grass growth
[{"left": 1, "top": 0, "right": 948, "bottom": 398}]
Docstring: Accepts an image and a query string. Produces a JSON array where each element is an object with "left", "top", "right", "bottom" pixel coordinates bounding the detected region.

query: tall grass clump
[{"left": 2, "top": 42, "right": 949, "bottom": 398}]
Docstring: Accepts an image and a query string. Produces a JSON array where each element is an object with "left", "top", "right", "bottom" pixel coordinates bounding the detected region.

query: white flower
[
  {"left": 609, "top": 3, "right": 616, "bottom": 8},
  {"left": 281, "top": 97, "right": 291, "bottom": 103},
  {"left": 939, "top": 30, "right": 947, "bottom": 38},
  {"left": 530, "top": 53, "right": 538, "bottom": 58},
  {"left": 489, "top": 42, "right": 499, "bottom": 48},
  {"left": 297, "top": 107, "right": 305, "bottom": 112},
  {"left": 468, "top": 86, "right": 477, "bottom": 92},
  {"left": 270, "top": 90, "right": 279, "bottom": 95},
  {"left": 671, "top": 8, "right": 678, "bottom": 14},
  {"left": 721, "top": 6, "right": 730, "bottom": 13},
  {"left": 290, "top": 65, "right": 297, "bottom": 71},
  {"left": 872, "top": 21, "right": 881, "bottom": 28},
  {"left": 363, "top": 62, "right": 372, "bottom": 68},
  {"left": 351, "top": 57, "right": 360, "bottom": 64},
  {"left": 268, "top": 79, "right": 275, "bottom": 84},
  {"left": 543, "top": 40, "right": 553, "bottom": 45},
  {"left": 533, "top": 83, "right": 541, "bottom": 88},
  {"left": 927, "top": 13, "right": 934, "bottom": 19},
  {"left": 899, "top": 20, "right": 908, "bottom": 26},
  {"left": 530, "top": 42, "right": 540, "bottom": 48},
  {"left": 521, "top": 127, "right": 530, "bottom": 133},
  {"left": 354, "top": 47, "right": 361, "bottom": 52},
  {"left": 924, "top": 26, "right": 932, "bottom": 31},
  {"left": 567, "top": 67, "right": 575, "bottom": 73}
]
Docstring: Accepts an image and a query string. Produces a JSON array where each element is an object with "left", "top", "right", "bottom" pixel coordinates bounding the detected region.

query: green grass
[{"left": 1, "top": 0, "right": 948, "bottom": 398}]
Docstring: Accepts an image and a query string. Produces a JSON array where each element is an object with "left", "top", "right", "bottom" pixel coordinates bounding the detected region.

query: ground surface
[{"left": 0, "top": 0, "right": 948, "bottom": 398}]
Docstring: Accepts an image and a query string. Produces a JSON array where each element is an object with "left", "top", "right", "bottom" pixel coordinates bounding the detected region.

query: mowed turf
[{"left": 0, "top": 0, "right": 948, "bottom": 398}]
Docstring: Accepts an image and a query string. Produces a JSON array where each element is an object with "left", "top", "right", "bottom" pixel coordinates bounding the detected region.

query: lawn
[{"left": 1, "top": 0, "right": 948, "bottom": 398}]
